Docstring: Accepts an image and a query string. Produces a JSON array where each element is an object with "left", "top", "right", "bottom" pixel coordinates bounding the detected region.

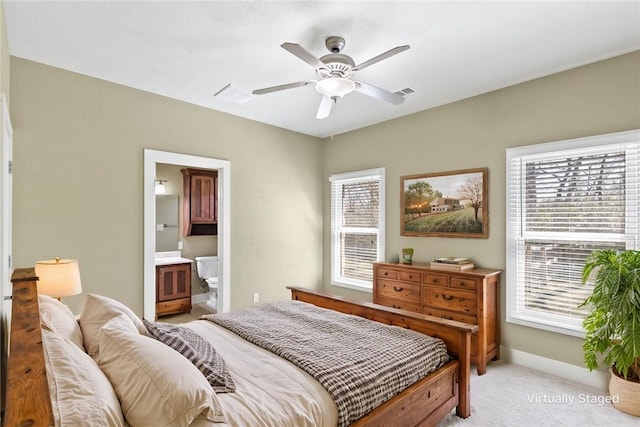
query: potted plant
[{"left": 580, "top": 249, "right": 640, "bottom": 416}]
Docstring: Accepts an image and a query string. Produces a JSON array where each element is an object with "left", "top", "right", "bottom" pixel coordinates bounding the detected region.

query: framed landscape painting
[{"left": 401, "top": 167, "right": 488, "bottom": 238}]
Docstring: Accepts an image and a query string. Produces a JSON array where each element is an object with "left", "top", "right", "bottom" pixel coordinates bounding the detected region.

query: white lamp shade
[
  {"left": 35, "top": 259, "right": 83, "bottom": 298},
  {"left": 316, "top": 77, "right": 356, "bottom": 98}
]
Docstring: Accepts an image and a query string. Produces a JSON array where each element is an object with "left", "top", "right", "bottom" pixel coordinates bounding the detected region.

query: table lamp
[{"left": 35, "top": 258, "right": 83, "bottom": 300}]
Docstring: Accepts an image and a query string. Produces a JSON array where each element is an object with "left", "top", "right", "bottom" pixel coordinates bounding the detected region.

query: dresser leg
[{"left": 476, "top": 353, "right": 487, "bottom": 375}]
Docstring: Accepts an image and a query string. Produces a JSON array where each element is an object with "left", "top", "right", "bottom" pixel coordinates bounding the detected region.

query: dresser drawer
[
  {"left": 400, "top": 271, "right": 421, "bottom": 283},
  {"left": 423, "top": 288, "right": 477, "bottom": 316},
  {"left": 376, "top": 268, "right": 398, "bottom": 280},
  {"left": 422, "top": 306, "right": 477, "bottom": 325},
  {"left": 376, "top": 280, "right": 421, "bottom": 303},
  {"left": 375, "top": 296, "right": 422, "bottom": 313},
  {"left": 450, "top": 276, "right": 479, "bottom": 292},
  {"left": 423, "top": 273, "right": 448, "bottom": 287}
]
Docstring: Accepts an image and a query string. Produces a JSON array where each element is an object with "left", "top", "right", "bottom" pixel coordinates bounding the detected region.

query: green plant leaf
[{"left": 581, "top": 249, "right": 640, "bottom": 379}]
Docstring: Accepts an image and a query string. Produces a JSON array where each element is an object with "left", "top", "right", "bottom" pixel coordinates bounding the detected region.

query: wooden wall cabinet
[
  {"left": 181, "top": 168, "right": 218, "bottom": 236},
  {"left": 156, "top": 262, "right": 192, "bottom": 317},
  {"left": 373, "top": 261, "right": 501, "bottom": 375}
]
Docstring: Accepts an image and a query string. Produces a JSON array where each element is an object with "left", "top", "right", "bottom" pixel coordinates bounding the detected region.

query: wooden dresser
[
  {"left": 373, "top": 261, "right": 501, "bottom": 375},
  {"left": 156, "top": 262, "right": 192, "bottom": 317}
]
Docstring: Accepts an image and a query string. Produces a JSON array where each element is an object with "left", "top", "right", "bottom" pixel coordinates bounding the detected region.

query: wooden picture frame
[{"left": 401, "top": 167, "right": 488, "bottom": 238}]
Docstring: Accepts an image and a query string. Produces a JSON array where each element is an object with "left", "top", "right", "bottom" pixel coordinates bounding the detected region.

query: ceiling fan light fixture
[{"left": 315, "top": 77, "right": 356, "bottom": 98}]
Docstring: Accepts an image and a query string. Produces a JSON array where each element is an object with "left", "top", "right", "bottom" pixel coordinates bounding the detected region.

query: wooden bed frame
[{"left": 4, "top": 269, "right": 477, "bottom": 427}]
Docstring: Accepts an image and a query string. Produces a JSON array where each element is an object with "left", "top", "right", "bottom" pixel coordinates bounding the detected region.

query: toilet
[{"left": 195, "top": 256, "right": 218, "bottom": 309}]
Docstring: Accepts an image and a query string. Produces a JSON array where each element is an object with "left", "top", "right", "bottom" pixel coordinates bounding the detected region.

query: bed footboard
[
  {"left": 288, "top": 286, "right": 477, "bottom": 423},
  {"left": 351, "top": 360, "right": 459, "bottom": 426}
]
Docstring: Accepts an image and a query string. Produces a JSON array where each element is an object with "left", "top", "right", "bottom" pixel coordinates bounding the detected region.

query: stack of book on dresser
[{"left": 430, "top": 257, "right": 475, "bottom": 271}]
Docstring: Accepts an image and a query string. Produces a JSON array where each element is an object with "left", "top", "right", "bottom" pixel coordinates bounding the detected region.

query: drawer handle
[
  {"left": 384, "top": 272, "right": 389, "bottom": 276},
  {"left": 408, "top": 275, "right": 413, "bottom": 279},
  {"left": 441, "top": 294, "right": 454, "bottom": 300},
  {"left": 393, "top": 286, "right": 403, "bottom": 292},
  {"left": 432, "top": 279, "right": 438, "bottom": 284}
]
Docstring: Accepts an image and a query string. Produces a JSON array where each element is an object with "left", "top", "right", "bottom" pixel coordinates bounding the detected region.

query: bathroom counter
[
  {"left": 155, "top": 251, "right": 193, "bottom": 266},
  {"left": 155, "top": 257, "right": 192, "bottom": 266}
]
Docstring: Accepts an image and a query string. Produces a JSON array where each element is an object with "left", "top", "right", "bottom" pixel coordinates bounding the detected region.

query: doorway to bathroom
[{"left": 143, "top": 149, "right": 230, "bottom": 320}]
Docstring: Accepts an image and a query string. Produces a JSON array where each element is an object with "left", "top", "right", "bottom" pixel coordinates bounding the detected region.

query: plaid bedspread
[{"left": 202, "top": 300, "right": 449, "bottom": 427}]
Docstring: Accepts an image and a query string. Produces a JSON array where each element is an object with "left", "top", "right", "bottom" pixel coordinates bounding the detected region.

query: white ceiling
[{"left": 4, "top": 1, "right": 640, "bottom": 138}]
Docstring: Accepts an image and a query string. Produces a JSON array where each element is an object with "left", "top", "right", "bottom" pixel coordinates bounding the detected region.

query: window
[
  {"left": 330, "top": 168, "right": 385, "bottom": 291},
  {"left": 506, "top": 130, "right": 639, "bottom": 336}
]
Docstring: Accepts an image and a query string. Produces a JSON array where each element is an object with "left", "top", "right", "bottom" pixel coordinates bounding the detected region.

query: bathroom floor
[{"left": 159, "top": 302, "right": 215, "bottom": 324}]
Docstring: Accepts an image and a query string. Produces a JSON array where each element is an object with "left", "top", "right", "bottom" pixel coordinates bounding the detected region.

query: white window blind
[
  {"left": 506, "top": 130, "right": 639, "bottom": 336},
  {"left": 330, "top": 168, "right": 385, "bottom": 291}
]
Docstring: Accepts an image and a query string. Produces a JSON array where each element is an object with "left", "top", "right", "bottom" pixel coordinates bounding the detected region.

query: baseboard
[
  {"left": 500, "top": 346, "right": 609, "bottom": 390},
  {"left": 192, "top": 293, "right": 208, "bottom": 304}
]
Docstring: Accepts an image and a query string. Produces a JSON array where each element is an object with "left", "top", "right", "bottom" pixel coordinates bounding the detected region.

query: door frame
[
  {"left": 1, "top": 93, "right": 13, "bottom": 408},
  {"left": 143, "top": 149, "right": 230, "bottom": 319},
  {"left": 1, "top": 93, "right": 12, "bottom": 304}
]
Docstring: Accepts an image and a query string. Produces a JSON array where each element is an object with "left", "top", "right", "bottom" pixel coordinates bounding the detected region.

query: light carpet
[{"left": 437, "top": 361, "right": 638, "bottom": 427}]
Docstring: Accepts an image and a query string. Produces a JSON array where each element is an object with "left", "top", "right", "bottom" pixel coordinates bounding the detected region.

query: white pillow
[
  {"left": 42, "top": 328, "right": 125, "bottom": 426},
  {"left": 79, "top": 293, "right": 149, "bottom": 356},
  {"left": 38, "top": 295, "right": 84, "bottom": 351},
  {"left": 93, "top": 314, "right": 225, "bottom": 427}
]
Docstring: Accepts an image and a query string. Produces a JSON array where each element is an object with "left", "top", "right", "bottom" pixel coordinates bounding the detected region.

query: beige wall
[
  {"left": 0, "top": 3, "right": 8, "bottom": 100},
  {"left": 322, "top": 51, "right": 640, "bottom": 368},
  {"left": 9, "top": 47, "right": 640, "bottom": 370},
  {"left": 10, "top": 58, "right": 323, "bottom": 314}
]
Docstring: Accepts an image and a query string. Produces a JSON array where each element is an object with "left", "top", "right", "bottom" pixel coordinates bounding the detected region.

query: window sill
[
  {"left": 330, "top": 281, "right": 373, "bottom": 294},
  {"left": 507, "top": 314, "right": 586, "bottom": 338}
]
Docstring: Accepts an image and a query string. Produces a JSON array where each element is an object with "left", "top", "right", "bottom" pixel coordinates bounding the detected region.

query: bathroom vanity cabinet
[
  {"left": 181, "top": 168, "right": 218, "bottom": 236},
  {"left": 156, "top": 262, "right": 192, "bottom": 317}
]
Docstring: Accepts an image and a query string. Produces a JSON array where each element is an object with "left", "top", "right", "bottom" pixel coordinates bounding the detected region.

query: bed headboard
[{"left": 4, "top": 268, "right": 54, "bottom": 426}]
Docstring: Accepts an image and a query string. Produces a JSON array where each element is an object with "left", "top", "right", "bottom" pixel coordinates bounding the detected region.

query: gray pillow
[{"left": 143, "top": 319, "right": 235, "bottom": 393}]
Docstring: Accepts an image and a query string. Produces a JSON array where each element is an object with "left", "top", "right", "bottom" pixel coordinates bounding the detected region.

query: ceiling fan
[{"left": 252, "top": 36, "right": 410, "bottom": 119}]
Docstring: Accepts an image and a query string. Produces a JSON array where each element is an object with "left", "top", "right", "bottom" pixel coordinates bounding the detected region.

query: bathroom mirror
[{"left": 156, "top": 195, "right": 179, "bottom": 251}]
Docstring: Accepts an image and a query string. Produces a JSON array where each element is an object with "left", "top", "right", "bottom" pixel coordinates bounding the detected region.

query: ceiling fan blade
[
  {"left": 316, "top": 95, "right": 333, "bottom": 119},
  {"left": 252, "top": 80, "right": 314, "bottom": 95},
  {"left": 353, "top": 45, "right": 410, "bottom": 71},
  {"left": 281, "top": 42, "right": 326, "bottom": 70},
  {"left": 354, "top": 81, "right": 405, "bottom": 105}
]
